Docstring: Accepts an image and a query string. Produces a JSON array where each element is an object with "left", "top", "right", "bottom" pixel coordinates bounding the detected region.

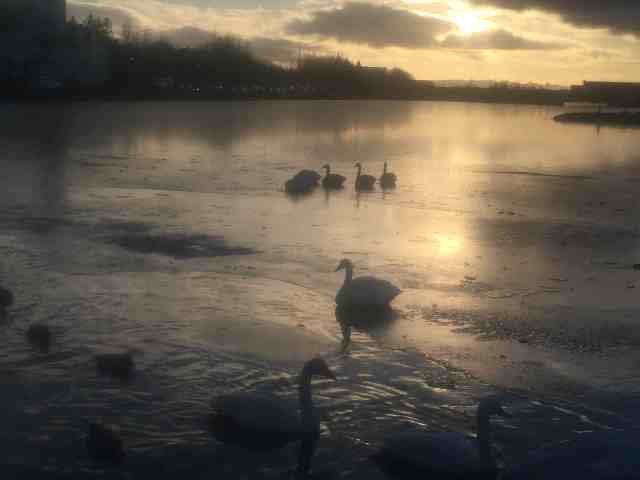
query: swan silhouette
[
  {"left": 354, "top": 163, "right": 376, "bottom": 191},
  {"left": 285, "top": 170, "right": 321, "bottom": 194},
  {"left": 86, "top": 422, "right": 125, "bottom": 464},
  {"left": 321, "top": 164, "right": 346, "bottom": 190},
  {"left": 0, "top": 285, "right": 13, "bottom": 309},
  {"left": 380, "top": 162, "right": 397, "bottom": 189},
  {"left": 335, "top": 259, "right": 401, "bottom": 309},
  {"left": 373, "top": 397, "right": 509, "bottom": 479},
  {"left": 210, "top": 357, "right": 337, "bottom": 475}
]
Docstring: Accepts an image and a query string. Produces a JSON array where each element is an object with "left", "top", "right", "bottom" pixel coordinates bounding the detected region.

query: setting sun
[{"left": 453, "top": 12, "right": 489, "bottom": 34}]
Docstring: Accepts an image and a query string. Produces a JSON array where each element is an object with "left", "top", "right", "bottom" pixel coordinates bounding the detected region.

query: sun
[{"left": 453, "top": 12, "right": 488, "bottom": 35}]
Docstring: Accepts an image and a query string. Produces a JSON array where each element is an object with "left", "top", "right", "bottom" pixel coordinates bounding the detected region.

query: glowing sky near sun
[{"left": 66, "top": 0, "right": 640, "bottom": 85}]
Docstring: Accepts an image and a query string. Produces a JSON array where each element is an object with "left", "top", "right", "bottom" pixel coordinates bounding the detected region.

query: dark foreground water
[{"left": 1, "top": 100, "right": 640, "bottom": 478}]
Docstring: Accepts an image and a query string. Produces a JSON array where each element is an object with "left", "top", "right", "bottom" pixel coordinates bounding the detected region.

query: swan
[
  {"left": 210, "top": 357, "right": 337, "bottom": 475},
  {"left": 321, "top": 164, "right": 346, "bottom": 190},
  {"left": 0, "top": 285, "right": 13, "bottom": 309},
  {"left": 95, "top": 353, "right": 135, "bottom": 380},
  {"left": 87, "top": 422, "right": 125, "bottom": 464},
  {"left": 26, "top": 324, "right": 52, "bottom": 350},
  {"left": 354, "top": 163, "right": 376, "bottom": 191},
  {"left": 373, "top": 397, "right": 509, "bottom": 479},
  {"left": 335, "top": 259, "right": 401, "bottom": 309},
  {"left": 380, "top": 162, "right": 397, "bottom": 189},
  {"left": 285, "top": 169, "right": 321, "bottom": 194}
]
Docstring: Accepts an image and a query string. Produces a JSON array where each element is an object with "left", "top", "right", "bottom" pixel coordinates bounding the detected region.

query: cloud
[
  {"left": 441, "top": 29, "right": 566, "bottom": 50},
  {"left": 467, "top": 0, "right": 640, "bottom": 37},
  {"left": 287, "top": 2, "right": 454, "bottom": 48}
]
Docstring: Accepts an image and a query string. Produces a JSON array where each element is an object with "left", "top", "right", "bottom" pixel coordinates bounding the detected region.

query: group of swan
[
  {"left": 6, "top": 269, "right": 628, "bottom": 478},
  {"left": 285, "top": 162, "right": 397, "bottom": 194},
  {"left": 211, "top": 355, "right": 511, "bottom": 478}
]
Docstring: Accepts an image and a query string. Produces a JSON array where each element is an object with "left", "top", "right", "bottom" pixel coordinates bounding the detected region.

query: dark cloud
[
  {"left": 249, "top": 37, "right": 324, "bottom": 64},
  {"left": 441, "top": 29, "right": 566, "bottom": 50},
  {"left": 468, "top": 1, "right": 640, "bottom": 36},
  {"left": 287, "top": 2, "right": 454, "bottom": 48}
]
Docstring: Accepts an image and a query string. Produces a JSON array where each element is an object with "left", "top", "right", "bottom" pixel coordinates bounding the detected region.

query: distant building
[{"left": 570, "top": 81, "right": 640, "bottom": 105}]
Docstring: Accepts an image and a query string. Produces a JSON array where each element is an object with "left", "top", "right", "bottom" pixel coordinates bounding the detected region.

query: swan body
[
  {"left": 321, "top": 164, "right": 346, "bottom": 190},
  {"left": 285, "top": 170, "right": 321, "bottom": 194},
  {"left": 95, "top": 353, "right": 135, "bottom": 380},
  {"left": 87, "top": 422, "right": 125, "bottom": 464},
  {"left": 210, "top": 357, "right": 336, "bottom": 474},
  {"left": 0, "top": 286, "right": 13, "bottom": 308},
  {"left": 335, "top": 259, "right": 401, "bottom": 308},
  {"left": 373, "top": 397, "right": 508, "bottom": 479},
  {"left": 354, "top": 163, "right": 376, "bottom": 191},
  {"left": 26, "top": 324, "right": 52, "bottom": 350},
  {"left": 380, "top": 162, "right": 397, "bottom": 189}
]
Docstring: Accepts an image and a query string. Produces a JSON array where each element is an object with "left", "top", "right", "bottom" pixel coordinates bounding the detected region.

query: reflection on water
[{"left": 1, "top": 100, "right": 640, "bottom": 477}]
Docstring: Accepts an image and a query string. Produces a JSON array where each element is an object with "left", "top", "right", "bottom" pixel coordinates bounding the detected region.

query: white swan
[
  {"left": 380, "top": 162, "right": 397, "bottom": 189},
  {"left": 285, "top": 170, "right": 321, "bottom": 194},
  {"left": 210, "top": 357, "right": 336, "bottom": 475},
  {"left": 354, "top": 163, "right": 376, "bottom": 191},
  {"left": 335, "top": 259, "right": 401, "bottom": 309},
  {"left": 373, "top": 397, "right": 509, "bottom": 478}
]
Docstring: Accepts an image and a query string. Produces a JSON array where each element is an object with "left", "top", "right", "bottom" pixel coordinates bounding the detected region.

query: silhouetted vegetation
[{"left": 2, "top": 10, "right": 571, "bottom": 105}]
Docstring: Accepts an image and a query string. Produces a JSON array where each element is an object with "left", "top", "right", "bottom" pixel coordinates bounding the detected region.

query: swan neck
[
  {"left": 343, "top": 265, "right": 353, "bottom": 284},
  {"left": 299, "top": 365, "right": 317, "bottom": 427},
  {"left": 383, "top": 163, "right": 387, "bottom": 174},
  {"left": 356, "top": 165, "right": 361, "bottom": 178},
  {"left": 324, "top": 166, "right": 330, "bottom": 176},
  {"left": 476, "top": 410, "right": 495, "bottom": 469}
]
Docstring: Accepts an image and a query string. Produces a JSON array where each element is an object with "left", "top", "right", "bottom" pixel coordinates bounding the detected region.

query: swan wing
[
  {"left": 337, "top": 276, "right": 401, "bottom": 307},
  {"left": 380, "top": 431, "right": 482, "bottom": 474},
  {"left": 212, "top": 393, "right": 301, "bottom": 434}
]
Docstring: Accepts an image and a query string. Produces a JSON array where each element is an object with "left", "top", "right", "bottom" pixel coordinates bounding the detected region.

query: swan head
[
  {"left": 354, "top": 162, "right": 362, "bottom": 168},
  {"left": 306, "top": 357, "right": 337, "bottom": 380},
  {"left": 322, "top": 164, "right": 330, "bottom": 170},
  {"left": 478, "top": 396, "right": 510, "bottom": 418},
  {"left": 335, "top": 258, "right": 353, "bottom": 272}
]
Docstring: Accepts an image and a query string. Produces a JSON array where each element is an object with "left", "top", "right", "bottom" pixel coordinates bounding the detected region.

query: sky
[{"left": 66, "top": 0, "right": 640, "bottom": 85}]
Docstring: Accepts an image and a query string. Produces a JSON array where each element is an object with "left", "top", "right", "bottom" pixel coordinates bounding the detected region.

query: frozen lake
[{"left": 1, "top": 100, "right": 640, "bottom": 478}]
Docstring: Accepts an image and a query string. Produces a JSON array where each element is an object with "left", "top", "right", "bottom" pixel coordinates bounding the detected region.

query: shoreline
[{"left": 554, "top": 111, "right": 640, "bottom": 127}]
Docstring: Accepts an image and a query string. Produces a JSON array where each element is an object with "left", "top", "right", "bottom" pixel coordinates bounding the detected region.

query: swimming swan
[
  {"left": 285, "top": 170, "right": 321, "bottom": 194},
  {"left": 322, "top": 164, "right": 346, "bottom": 190},
  {"left": 380, "top": 162, "right": 397, "bottom": 189},
  {"left": 373, "top": 397, "right": 509, "bottom": 479},
  {"left": 210, "top": 357, "right": 337, "bottom": 475},
  {"left": 354, "top": 163, "right": 376, "bottom": 191},
  {"left": 335, "top": 259, "right": 401, "bottom": 309}
]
